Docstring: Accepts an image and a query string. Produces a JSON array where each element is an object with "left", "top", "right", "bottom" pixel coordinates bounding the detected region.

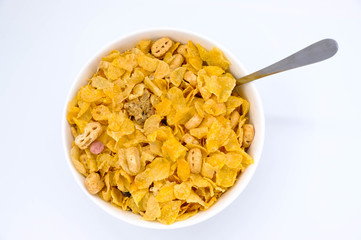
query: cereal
[
  {"left": 85, "top": 172, "right": 105, "bottom": 194},
  {"left": 242, "top": 124, "right": 255, "bottom": 148},
  {"left": 230, "top": 110, "right": 240, "bottom": 129},
  {"left": 184, "top": 114, "right": 203, "bottom": 130},
  {"left": 187, "top": 148, "right": 203, "bottom": 174},
  {"left": 125, "top": 147, "right": 141, "bottom": 175},
  {"left": 183, "top": 70, "right": 197, "bottom": 87},
  {"left": 151, "top": 37, "right": 173, "bottom": 58},
  {"left": 74, "top": 122, "right": 103, "bottom": 149},
  {"left": 67, "top": 37, "right": 255, "bottom": 224},
  {"left": 169, "top": 54, "right": 184, "bottom": 70},
  {"left": 90, "top": 141, "right": 104, "bottom": 154}
]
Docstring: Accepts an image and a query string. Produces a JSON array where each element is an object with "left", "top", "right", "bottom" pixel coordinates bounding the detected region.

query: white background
[{"left": 1, "top": 0, "right": 361, "bottom": 239}]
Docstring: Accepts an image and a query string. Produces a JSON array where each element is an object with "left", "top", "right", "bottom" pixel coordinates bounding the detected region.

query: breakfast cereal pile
[{"left": 67, "top": 37, "right": 255, "bottom": 224}]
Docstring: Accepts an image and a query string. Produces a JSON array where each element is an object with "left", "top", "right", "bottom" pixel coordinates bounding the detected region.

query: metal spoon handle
[{"left": 236, "top": 39, "right": 338, "bottom": 85}]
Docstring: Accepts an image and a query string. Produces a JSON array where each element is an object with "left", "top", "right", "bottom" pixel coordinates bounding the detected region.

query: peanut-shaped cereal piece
[
  {"left": 185, "top": 114, "right": 203, "bottom": 130},
  {"left": 169, "top": 54, "right": 184, "bottom": 70},
  {"left": 187, "top": 148, "right": 202, "bottom": 174},
  {"left": 184, "top": 71, "right": 197, "bottom": 87},
  {"left": 85, "top": 172, "right": 104, "bottom": 194},
  {"left": 75, "top": 122, "right": 103, "bottom": 149},
  {"left": 242, "top": 124, "right": 255, "bottom": 148},
  {"left": 125, "top": 147, "right": 141, "bottom": 175},
  {"left": 176, "top": 44, "right": 188, "bottom": 57},
  {"left": 230, "top": 110, "right": 240, "bottom": 129},
  {"left": 151, "top": 37, "right": 173, "bottom": 58},
  {"left": 182, "top": 133, "right": 199, "bottom": 145}
]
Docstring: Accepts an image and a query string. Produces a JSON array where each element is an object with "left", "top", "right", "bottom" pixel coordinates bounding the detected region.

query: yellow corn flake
[
  {"left": 127, "top": 69, "right": 145, "bottom": 86},
  {"left": 77, "top": 101, "right": 90, "bottom": 118},
  {"left": 174, "top": 181, "right": 192, "bottom": 200},
  {"left": 108, "top": 114, "right": 135, "bottom": 135},
  {"left": 106, "top": 65, "right": 124, "bottom": 80},
  {"left": 67, "top": 37, "right": 255, "bottom": 225},
  {"left": 136, "top": 40, "right": 152, "bottom": 53},
  {"left": 197, "top": 44, "right": 230, "bottom": 70},
  {"left": 240, "top": 148, "right": 254, "bottom": 171},
  {"left": 206, "top": 119, "right": 232, "bottom": 153},
  {"left": 70, "top": 146, "right": 87, "bottom": 176},
  {"left": 137, "top": 55, "right": 158, "bottom": 72},
  {"left": 131, "top": 188, "right": 148, "bottom": 206},
  {"left": 206, "top": 152, "right": 227, "bottom": 170},
  {"left": 148, "top": 126, "right": 173, "bottom": 142},
  {"left": 203, "top": 66, "right": 225, "bottom": 76},
  {"left": 186, "top": 191, "right": 205, "bottom": 207},
  {"left": 197, "top": 70, "right": 212, "bottom": 100},
  {"left": 167, "top": 87, "right": 186, "bottom": 110},
  {"left": 134, "top": 168, "right": 153, "bottom": 189},
  {"left": 102, "top": 50, "right": 120, "bottom": 62},
  {"left": 226, "top": 96, "right": 244, "bottom": 115},
  {"left": 148, "top": 157, "right": 171, "bottom": 181},
  {"left": 205, "top": 75, "right": 235, "bottom": 103},
  {"left": 79, "top": 85, "right": 104, "bottom": 103},
  {"left": 224, "top": 131, "right": 241, "bottom": 152},
  {"left": 240, "top": 98, "right": 250, "bottom": 118},
  {"left": 149, "top": 140, "right": 163, "bottom": 156},
  {"left": 173, "top": 107, "right": 194, "bottom": 125},
  {"left": 216, "top": 165, "right": 237, "bottom": 188},
  {"left": 162, "top": 135, "right": 188, "bottom": 162},
  {"left": 154, "top": 60, "right": 169, "bottom": 79},
  {"left": 203, "top": 99, "right": 226, "bottom": 116},
  {"left": 154, "top": 78, "right": 168, "bottom": 93},
  {"left": 143, "top": 195, "right": 161, "bottom": 221},
  {"left": 155, "top": 97, "right": 172, "bottom": 117},
  {"left": 144, "top": 114, "right": 162, "bottom": 135},
  {"left": 201, "top": 162, "right": 215, "bottom": 179},
  {"left": 187, "top": 41, "right": 203, "bottom": 70},
  {"left": 193, "top": 98, "right": 205, "bottom": 118},
  {"left": 189, "top": 127, "right": 208, "bottom": 139},
  {"left": 156, "top": 182, "right": 175, "bottom": 202},
  {"left": 91, "top": 105, "right": 110, "bottom": 121},
  {"left": 177, "top": 158, "right": 190, "bottom": 182},
  {"left": 113, "top": 54, "right": 137, "bottom": 72},
  {"left": 158, "top": 200, "right": 182, "bottom": 225},
  {"left": 91, "top": 76, "right": 114, "bottom": 89},
  {"left": 144, "top": 77, "right": 163, "bottom": 97},
  {"left": 110, "top": 187, "right": 124, "bottom": 207},
  {"left": 72, "top": 118, "right": 87, "bottom": 133},
  {"left": 169, "top": 67, "right": 187, "bottom": 87},
  {"left": 225, "top": 151, "right": 243, "bottom": 170},
  {"left": 176, "top": 210, "right": 198, "bottom": 222}
]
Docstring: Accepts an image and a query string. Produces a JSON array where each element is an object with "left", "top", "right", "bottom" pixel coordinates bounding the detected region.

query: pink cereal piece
[{"left": 90, "top": 141, "right": 104, "bottom": 154}]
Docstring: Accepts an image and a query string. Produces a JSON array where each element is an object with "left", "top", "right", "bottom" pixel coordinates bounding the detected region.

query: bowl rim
[{"left": 62, "top": 27, "right": 265, "bottom": 229}]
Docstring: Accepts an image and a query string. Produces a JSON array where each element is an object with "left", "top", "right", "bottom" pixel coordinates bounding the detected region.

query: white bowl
[{"left": 62, "top": 28, "right": 265, "bottom": 229}]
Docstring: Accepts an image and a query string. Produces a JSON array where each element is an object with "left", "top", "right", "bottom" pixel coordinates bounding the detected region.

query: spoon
[{"left": 236, "top": 39, "right": 338, "bottom": 85}]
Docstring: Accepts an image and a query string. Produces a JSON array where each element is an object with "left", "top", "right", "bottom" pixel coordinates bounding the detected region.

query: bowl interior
[{"left": 62, "top": 29, "right": 265, "bottom": 229}]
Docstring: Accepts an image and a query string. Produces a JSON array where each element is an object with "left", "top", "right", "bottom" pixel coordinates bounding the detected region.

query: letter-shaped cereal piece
[
  {"left": 151, "top": 37, "right": 173, "bottom": 58},
  {"left": 187, "top": 148, "right": 202, "bottom": 174},
  {"left": 75, "top": 122, "right": 103, "bottom": 149}
]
